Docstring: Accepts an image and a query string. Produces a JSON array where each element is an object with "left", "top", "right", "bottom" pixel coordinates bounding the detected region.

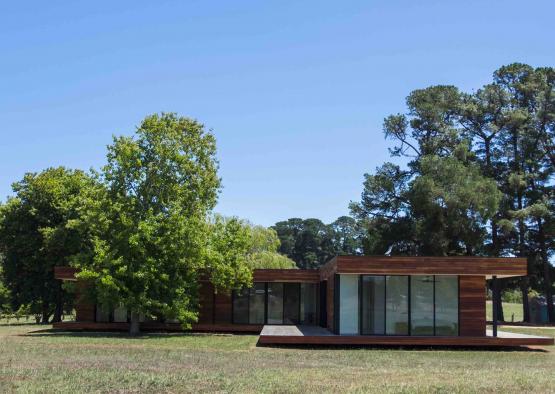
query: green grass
[
  {"left": 486, "top": 301, "right": 524, "bottom": 322},
  {"left": 0, "top": 324, "right": 554, "bottom": 393}
]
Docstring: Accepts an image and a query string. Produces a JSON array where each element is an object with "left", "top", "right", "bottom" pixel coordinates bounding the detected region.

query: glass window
[
  {"left": 283, "top": 283, "right": 300, "bottom": 324},
  {"left": 386, "top": 276, "right": 409, "bottom": 335},
  {"left": 233, "top": 288, "right": 249, "bottom": 324},
  {"left": 435, "top": 276, "right": 459, "bottom": 336},
  {"left": 361, "top": 276, "right": 385, "bottom": 335},
  {"left": 339, "top": 275, "right": 359, "bottom": 334},
  {"left": 95, "top": 305, "right": 111, "bottom": 322},
  {"left": 267, "top": 283, "right": 283, "bottom": 324},
  {"left": 300, "top": 283, "right": 318, "bottom": 325},
  {"left": 249, "top": 283, "right": 266, "bottom": 324},
  {"left": 411, "top": 276, "right": 434, "bottom": 335},
  {"left": 113, "top": 305, "right": 128, "bottom": 323}
]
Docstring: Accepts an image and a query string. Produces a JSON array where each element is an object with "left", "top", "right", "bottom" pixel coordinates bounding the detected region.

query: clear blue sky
[{"left": 1, "top": 1, "right": 554, "bottom": 226}]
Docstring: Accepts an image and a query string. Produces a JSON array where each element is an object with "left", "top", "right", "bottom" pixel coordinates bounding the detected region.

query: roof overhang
[{"left": 320, "top": 256, "right": 527, "bottom": 280}]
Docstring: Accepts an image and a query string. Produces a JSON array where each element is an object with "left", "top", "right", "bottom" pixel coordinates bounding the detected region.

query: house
[{"left": 54, "top": 255, "right": 554, "bottom": 347}]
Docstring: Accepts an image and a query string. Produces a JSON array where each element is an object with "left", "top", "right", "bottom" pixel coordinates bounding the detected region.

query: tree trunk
[
  {"left": 41, "top": 304, "right": 50, "bottom": 324},
  {"left": 129, "top": 311, "right": 140, "bottom": 336},
  {"left": 52, "top": 281, "right": 63, "bottom": 323},
  {"left": 520, "top": 277, "right": 531, "bottom": 323},
  {"left": 491, "top": 279, "right": 505, "bottom": 322},
  {"left": 537, "top": 219, "right": 555, "bottom": 323}
]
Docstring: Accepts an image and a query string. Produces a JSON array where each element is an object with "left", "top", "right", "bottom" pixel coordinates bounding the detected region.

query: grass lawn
[
  {"left": 486, "top": 301, "right": 524, "bottom": 322},
  {"left": 0, "top": 324, "right": 554, "bottom": 393}
]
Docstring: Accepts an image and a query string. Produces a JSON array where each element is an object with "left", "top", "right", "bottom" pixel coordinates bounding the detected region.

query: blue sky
[{"left": 1, "top": 0, "right": 554, "bottom": 226}]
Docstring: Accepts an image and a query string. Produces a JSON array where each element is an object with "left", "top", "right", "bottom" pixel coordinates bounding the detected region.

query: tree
[
  {"left": 210, "top": 216, "right": 296, "bottom": 270},
  {"left": 353, "top": 63, "right": 555, "bottom": 323},
  {"left": 272, "top": 217, "right": 363, "bottom": 268},
  {"left": 0, "top": 167, "right": 95, "bottom": 323},
  {"left": 75, "top": 113, "right": 252, "bottom": 335},
  {"left": 0, "top": 264, "right": 11, "bottom": 317}
]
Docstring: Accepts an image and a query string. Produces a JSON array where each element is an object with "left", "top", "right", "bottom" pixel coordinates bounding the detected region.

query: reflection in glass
[
  {"left": 249, "top": 283, "right": 266, "bottom": 324},
  {"left": 267, "top": 283, "right": 283, "bottom": 324},
  {"left": 385, "top": 276, "right": 409, "bottom": 335},
  {"left": 233, "top": 288, "right": 249, "bottom": 324},
  {"left": 300, "top": 283, "right": 317, "bottom": 324},
  {"left": 113, "top": 305, "right": 128, "bottom": 323},
  {"left": 361, "top": 276, "right": 385, "bottom": 335},
  {"left": 283, "top": 283, "right": 300, "bottom": 324},
  {"left": 435, "top": 276, "right": 459, "bottom": 336},
  {"left": 411, "top": 275, "right": 434, "bottom": 335},
  {"left": 339, "top": 275, "right": 359, "bottom": 334}
]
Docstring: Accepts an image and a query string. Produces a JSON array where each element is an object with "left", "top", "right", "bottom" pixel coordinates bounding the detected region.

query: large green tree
[
  {"left": 351, "top": 63, "right": 555, "bottom": 323},
  {"left": 75, "top": 113, "right": 253, "bottom": 334},
  {"left": 0, "top": 167, "right": 96, "bottom": 323}
]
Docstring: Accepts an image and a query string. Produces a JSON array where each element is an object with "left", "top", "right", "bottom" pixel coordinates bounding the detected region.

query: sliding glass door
[{"left": 358, "top": 275, "right": 458, "bottom": 336}]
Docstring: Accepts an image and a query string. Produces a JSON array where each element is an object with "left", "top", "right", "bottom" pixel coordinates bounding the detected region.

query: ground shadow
[
  {"left": 20, "top": 328, "right": 249, "bottom": 340},
  {"left": 256, "top": 342, "right": 549, "bottom": 353}
]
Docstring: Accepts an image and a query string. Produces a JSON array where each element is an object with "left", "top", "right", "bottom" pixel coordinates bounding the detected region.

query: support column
[{"left": 492, "top": 275, "right": 498, "bottom": 337}]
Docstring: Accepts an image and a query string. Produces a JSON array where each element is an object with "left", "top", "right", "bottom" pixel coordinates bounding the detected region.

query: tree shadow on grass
[{"left": 20, "top": 328, "right": 247, "bottom": 340}]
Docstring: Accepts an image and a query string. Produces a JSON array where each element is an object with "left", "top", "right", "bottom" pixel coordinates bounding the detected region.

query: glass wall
[
  {"left": 232, "top": 288, "right": 249, "bottom": 324},
  {"left": 339, "top": 275, "right": 359, "bottom": 334},
  {"left": 435, "top": 276, "right": 459, "bottom": 336},
  {"left": 232, "top": 282, "right": 319, "bottom": 325},
  {"left": 410, "top": 275, "right": 434, "bottom": 335},
  {"left": 385, "top": 276, "right": 409, "bottom": 335},
  {"left": 361, "top": 276, "right": 385, "bottom": 335},
  {"left": 267, "top": 283, "right": 283, "bottom": 324},
  {"left": 300, "top": 283, "right": 318, "bottom": 325},
  {"left": 249, "top": 283, "right": 266, "bottom": 324},
  {"left": 113, "top": 305, "right": 128, "bottom": 323},
  {"left": 356, "top": 275, "right": 458, "bottom": 336}
]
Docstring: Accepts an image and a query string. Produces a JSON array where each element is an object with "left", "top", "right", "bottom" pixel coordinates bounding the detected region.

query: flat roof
[{"left": 320, "top": 256, "right": 527, "bottom": 279}]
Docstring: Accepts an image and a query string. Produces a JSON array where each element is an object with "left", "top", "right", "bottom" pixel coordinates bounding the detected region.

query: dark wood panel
[
  {"left": 336, "top": 256, "right": 526, "bottom": 277},
  {"left": 326, "top": 276, "right": 334, "bottom": 332},
  {"left": 459, "top": 276, "right": 486, "bottom": 336},
  {"left": 198, "top": 281, "right": 215, "bottom": 324},
  {"left": 54, "top": 266, "right": 78, "bottom": 281},
  {"left": 214, "top": 292, "right": 232, "bottom": 324},
  {"left": 253, "top": 269, "right": 320, "bottom": 282}
]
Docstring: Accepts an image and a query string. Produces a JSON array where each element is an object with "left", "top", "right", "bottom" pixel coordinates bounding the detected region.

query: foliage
[
  {"left": 0, "top": 167, "right": 96, "bottom": 323},
  {"left": 74, "top": 113, "right": 252, "bottom": 333},
  {"left": 272, "top": 216, "right": 363, "bottom": 269},
  {"left": 351, "top": 63, "right": 555, "bottom": 322},
  {"left": 209, "top": 216, "right": 296, "bottom": 272}
]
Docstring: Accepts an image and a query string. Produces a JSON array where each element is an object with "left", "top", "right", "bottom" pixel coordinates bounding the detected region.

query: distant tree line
[{"left": 271, "top": 217, "right": 364, "bottom": 269}]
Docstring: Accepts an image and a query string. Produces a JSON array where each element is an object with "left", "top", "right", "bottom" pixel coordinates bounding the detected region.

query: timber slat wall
[
  {"left": 459, "top": 275, "right": 486, "bottom": 336},
  {"left": 253, "top": 269, "right": 320, "bottom": 282},
  {"left": 335, "top": 256, "right": 526, "bottom": 277}
]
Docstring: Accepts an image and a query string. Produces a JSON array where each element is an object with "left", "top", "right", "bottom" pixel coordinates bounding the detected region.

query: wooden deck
[{"left": 258, "top": 325, "right": 554, "bottom": 347}]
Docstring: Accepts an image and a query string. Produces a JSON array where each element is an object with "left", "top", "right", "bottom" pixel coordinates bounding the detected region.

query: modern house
[{"left": 54, "top": 255, "right": 553, "bottom": 347}]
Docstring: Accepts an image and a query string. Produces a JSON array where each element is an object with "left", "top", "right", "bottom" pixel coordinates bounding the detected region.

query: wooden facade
[{"left": 52, "top": 256, "right": 554, "bottom": 347}]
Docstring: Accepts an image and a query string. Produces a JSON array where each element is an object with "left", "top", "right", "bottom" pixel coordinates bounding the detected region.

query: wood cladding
[
  {"left": 54, "top": 266, "right": 78, "bottom": 281},
  {"left": 335, "top": 256, "right": 527, "bottom": 277},
  {"left": 326, "top": 276, "right": 334, "bottom": 332},
  {"left": 459, "top": 275, "right": 486, "bottom": 336},
  {"left": 253, "top": 269, "right": 320, "bottom": 282}
]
